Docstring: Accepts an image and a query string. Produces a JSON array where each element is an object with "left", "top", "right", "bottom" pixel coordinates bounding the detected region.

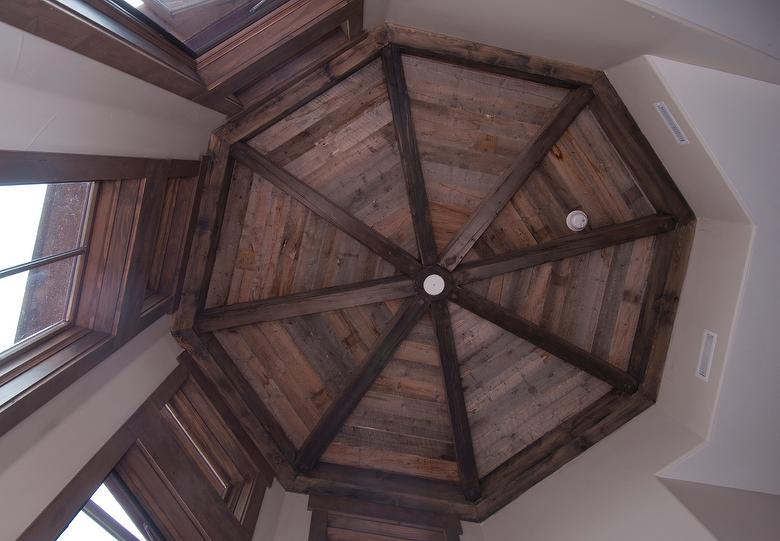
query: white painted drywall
[
  {"left": 371, "top": 0, "right": 780, "bottom": 85},
  {"left": 253, "top": 480, "right": 311, "bottom": 541},
  {"left": 0, "top": 317, "right": 180, "bottom": 541},
  {"left": 651, "top": 58, "right": 780, "bottom": 496},
  {"left": 635, "top": 0, "right": 780, "bottom": 60},
  {"left": 0, "top": 21, "right": 223, "bottom": 159}
]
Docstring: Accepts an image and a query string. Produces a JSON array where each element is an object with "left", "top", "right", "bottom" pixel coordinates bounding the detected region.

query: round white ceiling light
[
  {"left": 423, "top": 274, "right": 446, "bottom": 296},
  {"left": 566, "top": 210, "right": 588, "bottom": 232}
]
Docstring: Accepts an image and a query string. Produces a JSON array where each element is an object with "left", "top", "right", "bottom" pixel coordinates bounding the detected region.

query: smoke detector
[{"left": 566, "top": 210, "right": 588, "bottom": 232}]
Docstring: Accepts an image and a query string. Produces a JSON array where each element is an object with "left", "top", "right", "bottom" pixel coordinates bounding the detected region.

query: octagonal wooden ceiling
[{"left": 174, "top": 25, "right": 695, "bottom": 521}]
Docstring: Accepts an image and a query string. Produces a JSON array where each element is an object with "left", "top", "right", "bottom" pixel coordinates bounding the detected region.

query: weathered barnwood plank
[
  {"left": 455, "top": 215, "right": 675, "bottom": 283},
  {"left": 590, "top": 74, "right": 694, "bottom": 224},
  {"left": 382, "top": 44, "right": 438, "bottom": 266},
  {"left": 173, "top": 136, "right": 233, "bottom": 332},
  {"left": 386, "top": 24, "right": 598, "bottom": 88},
  {"left": 198, "top": 276, "right": 414, "bottom": 331},
  {"left": 631, "top": 221, "right": 696, "bottom": 398},
  {"left": 430, "top": 302, "right": 480, "bottom": 501},
  {"left": 438, "top": 86, "right": 593, "bottom": 270},
  {"left": 218, "top": 28, "right": 387, "bottom": 143},
  {"left": 231, "top": 143, "right": 421, "bottom": 275},
  {"left": 451, "top": 288, "right": 637, "bottom": 393},
  {"left": 296, "top": 298, "right": 428, "bottom": 470}
]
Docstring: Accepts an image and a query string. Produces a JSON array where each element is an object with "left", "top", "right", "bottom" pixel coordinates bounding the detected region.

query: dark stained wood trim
[
  {"left": 308, "top": 509, "right": 329, "bottom": 541},
  {"left": 296, "top": 298, "right": 428, "bottom": 470},
  {"left": 197, "top": 0, "right": 362, "bottom": 105},
  {"left": 173, "top": 137, "right": 233, "bottom": 332},
  {"left": 454, "top": 215, "right": 677, "bottom": 284},
  {"left": 15, "top": 364, "right": 188, "bottom": 541},
  {"left": 309, "top": 494, "right": 464, "bottom": 533},
  {"left": 438, "top": 86, "right": 594, "bottom": 270},
  {"left": 217, "top": 27, "right": 387, "bottom": 143},
  {"left": 451, "top": 287, "right": 637, "bottom": 393},
  {"left": 476, "top": 390, "right": 652, "bottom": 519},
  {"left": 0, "top": 150, "right": 199, "bottom": 185},
  {"left": 631, "top": 221, "right": 696, "bottom": 399},
  {"left": 231, "top": 142, "right": 421, "bottom": 275},
  {"left": 590, "top": 74, "right": 694, "bottom": 224},
  {"left": 382, "top": 44, "right": 438, "bottom": 266},
  {"left": 0, "top": 0, "right": 239, "bottom": 115},
  {"left": 430, "top": 302, "right": 481, "bottom": 502},
  {"left": 386, "top": 23, "right": 598, "bottom": 88},
  {"left": 197, "top": 276, "right": 415, "bottom": 331}
]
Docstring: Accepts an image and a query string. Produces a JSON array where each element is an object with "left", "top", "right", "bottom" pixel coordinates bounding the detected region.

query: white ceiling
[{"left": 365, "top": 0, "right": 780, "bottom": 85}]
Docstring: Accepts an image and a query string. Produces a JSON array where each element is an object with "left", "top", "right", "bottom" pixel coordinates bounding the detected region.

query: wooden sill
[{"left": 0, "top": 328, "right": 113, "bottom": 437}]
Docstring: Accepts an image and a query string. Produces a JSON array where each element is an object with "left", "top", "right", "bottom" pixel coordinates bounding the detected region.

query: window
[
  {"left": 0, "top": 182, "right": 94, "bottom": 361},
  {"left": 57, "top": 481, "right": 162, "bottom": 541},
  {"left": 112, "top": 0, "right": 292, "bottom": 55}
]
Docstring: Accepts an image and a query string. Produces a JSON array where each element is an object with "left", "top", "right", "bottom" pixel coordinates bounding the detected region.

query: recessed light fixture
[
  {"left": 423, "top": 274, "right": 446, "bottom": 296},
  {"left": 566, "top": 210, "right": 588, "bottom": 232}
]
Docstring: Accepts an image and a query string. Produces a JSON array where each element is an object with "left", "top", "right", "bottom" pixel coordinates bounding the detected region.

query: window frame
[{"left": 0, "top": 149, "right": 204, "bottom": 438}]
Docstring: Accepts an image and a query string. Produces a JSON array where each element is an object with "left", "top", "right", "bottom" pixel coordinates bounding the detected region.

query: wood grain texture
[
  {"left": 438, "top": 86, "right": 594, "bottom": 270},
  {"left": 323, "top": 312, "right": 458, "bottom": 482},
  {"left": 448, "top": 303, "right": 612, "bottom": 477},
  {"left": 298, "top": 298, "right": 428, "bottom": 470},
  {"left": 466, "top": 107, "right": 656, "bottom": 261},
  {"left": 402, "top": 54, "right": 570, "bottom": 255}
]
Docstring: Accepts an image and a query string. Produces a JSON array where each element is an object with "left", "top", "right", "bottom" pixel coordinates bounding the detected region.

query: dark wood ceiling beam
[
  {"left": 196, "top": 276, "right": 415, "bottom": 332},
  {"left": 455, "top": 214, "right": 677, "bottom": 284},
  {"left": 451, "top": 287, "right": 637, "bottom": 393},
  {"left": 438, "top": 86, "right": 594, "bottom": 270},
  {"left": 382, "top": 44, "right": 438, "bottom": 266},
  {"left": 431, "top": 302, "right": 481, "bottom": 501},
  {"left": 296, "top": 298, "right": 428, "bottom": 471},
  {"left": 232, "top": 142, "right": 421, "bottom": 275}
]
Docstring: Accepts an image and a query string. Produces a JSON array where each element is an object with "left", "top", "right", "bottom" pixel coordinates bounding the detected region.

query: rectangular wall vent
[
  {"left": 697, "top": 330, "right": 717, "bottom": 381},
  {"left": 654, "top": 101, "right": 690, "bottom": 145}
]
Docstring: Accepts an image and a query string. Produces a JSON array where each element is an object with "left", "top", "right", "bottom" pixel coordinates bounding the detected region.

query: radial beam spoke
[
  {"left": 455, "top": 215, "right": 676, "bottom": 284},
  {"left": 296, "top": 298, "right": 428, "bottom": 471},
  {"left": 451, "top": 287, "right": 637, "bottom": 393},
  {"left": 196, "top": 276, "right": 416, "bottom": 331},
  {"left": 431, "top": 302, "right": 481, "bottom": 501},
  {"left": 382, "top": 44, "right": 438, "bottom": 266},
  {"left": 231, "top": 143, "right": 422, "bottom": 275},
  {"left": 439, "top": 86, "right": 593, "bottom": 270}
]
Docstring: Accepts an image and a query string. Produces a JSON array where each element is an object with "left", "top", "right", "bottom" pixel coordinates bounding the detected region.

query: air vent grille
[
  {"left": 654, "top": 101, "right": 690, "bottom": 145},
  {"left": 697, "top": 330, "right": 717, "bottom": 381}
]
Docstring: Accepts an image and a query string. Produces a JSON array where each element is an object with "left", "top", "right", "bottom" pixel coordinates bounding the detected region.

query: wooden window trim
[
  {"left": 0, "top": 150, "right": 203, "bottom": 439},
  {"left": 16, "top": 364, "right": 188, "bottom": 541}
]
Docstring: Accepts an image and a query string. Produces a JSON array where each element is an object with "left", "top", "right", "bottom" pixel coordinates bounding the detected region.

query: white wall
[
  {"left": 372, "top": 0, "right": 780, "bottom": 85},
  {"left": 0, "top": 318, "right": 179, "bottom": 541},
  {"left": 252, "top": 481, "right": 311, "bottom": 541},
  {"left": 652, "top": 58, "right": 780, "bottom": 496},
  {"left": 0, "top": 21, "right": 223, "bottom": 159}
]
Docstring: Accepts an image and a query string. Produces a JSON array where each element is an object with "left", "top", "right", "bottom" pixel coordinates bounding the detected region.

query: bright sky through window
[
  {"left": 56, "top": 483, "right": 144, "bottom": 540},
  {"left": 0, "top": 185, "right": 46, "bottom": 352}
]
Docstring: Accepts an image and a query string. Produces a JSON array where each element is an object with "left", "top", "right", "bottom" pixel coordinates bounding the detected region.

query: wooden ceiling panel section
[
  {"left": 322, "top": 314, "right": 458, "bottom": 482},
  {"left": 449, "top": 303, "right": 611, "bottom": 477},
  {"left": 464, "top": 237, "right": 656, "bottom": 371},
  {"left": 467, "top": 108, "right": 657, "bottom": 260},
  {"left": 176, "top": 25, "right": 695, "bottom": 522},
  {"left": 206, "top": 161, "right": 397, "bottom": 308},
  {"left": 402, "top": 55, "right": 570, "bottom": 252},
  {"left": 213, "top": 301, "right": 399, "bottom": 447},
  {"left": 247, "top": 60, "right": 420, "bottom": 258}
]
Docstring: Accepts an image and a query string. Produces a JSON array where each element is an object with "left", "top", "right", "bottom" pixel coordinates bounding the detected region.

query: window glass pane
[
  {"left": 56, "top": 511, "right": 119, "bottom": 541},
  {"left": 91, "top": 484, "right": 146, "bottom": 541},
  {"left": 116, "top": 0, "right": 291, "bottom": 54},
  {"left": 0, "top": 182, "right": 91, "bottom": 271},
  {"left": 0, "top": 257, "right": 77, "bottom": 354}
]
